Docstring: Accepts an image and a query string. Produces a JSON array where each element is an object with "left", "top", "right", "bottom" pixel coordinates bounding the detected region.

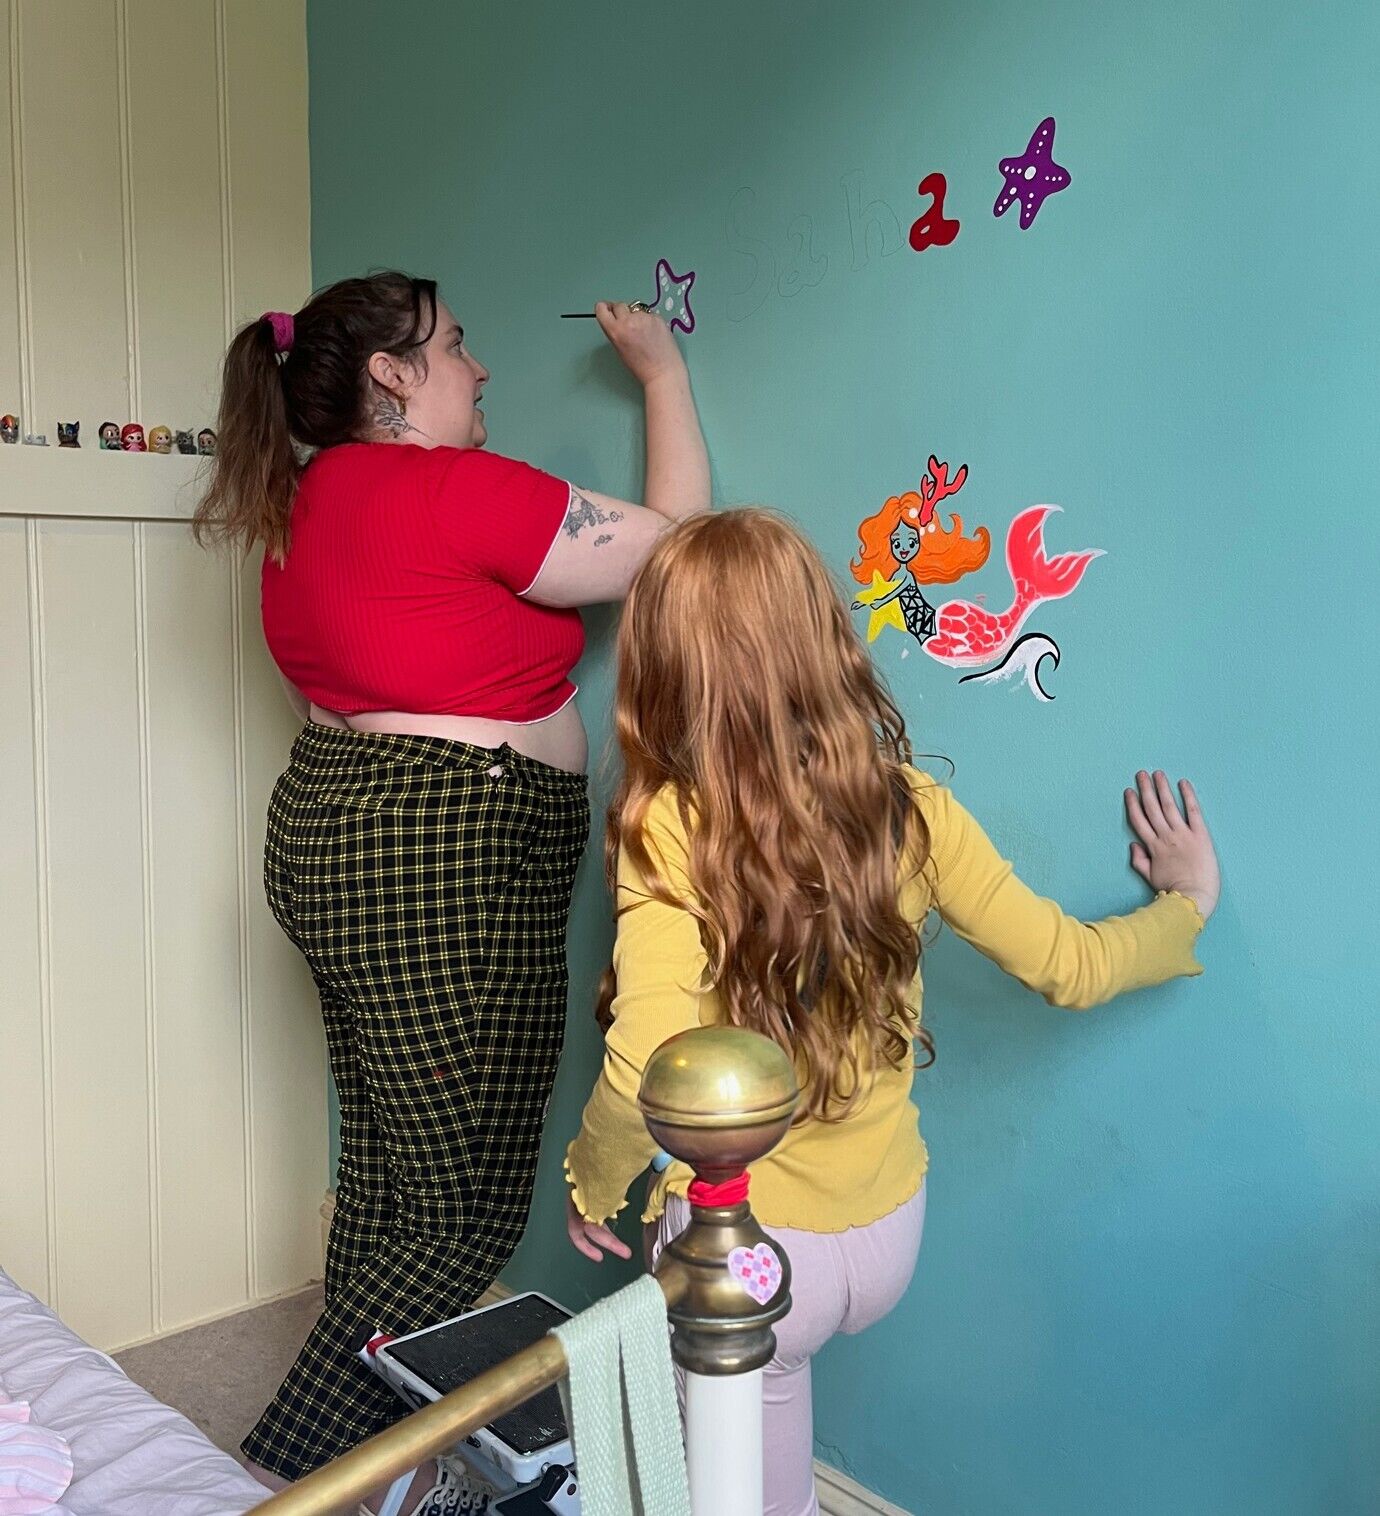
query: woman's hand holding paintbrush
[{"left": 586, "top": 300, "right": 684, "bottom": 387}]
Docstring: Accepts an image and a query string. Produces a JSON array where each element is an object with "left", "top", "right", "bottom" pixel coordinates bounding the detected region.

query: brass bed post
[{"left": 255, "top": 1025, "right": 798, "bottom": 1516}]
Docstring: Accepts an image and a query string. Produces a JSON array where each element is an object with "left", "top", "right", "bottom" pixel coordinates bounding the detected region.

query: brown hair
[
  {"left": 192, "top": 271, "right": 439, "bottom": 563},
  {"left": 597, "top": 509, "right": 935, "bottom": 1122}
]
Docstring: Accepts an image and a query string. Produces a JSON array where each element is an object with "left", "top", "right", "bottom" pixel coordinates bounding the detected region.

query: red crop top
[{"left": 261, "top": 443, "right": 584, "bottom": 723}]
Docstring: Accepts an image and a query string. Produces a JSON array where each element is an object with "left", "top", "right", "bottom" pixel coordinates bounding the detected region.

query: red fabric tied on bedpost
[{"left": 687, "top": 1171, "right": 750, "bottom": 1207}]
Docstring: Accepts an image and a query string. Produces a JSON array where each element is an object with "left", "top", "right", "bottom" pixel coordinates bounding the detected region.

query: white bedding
[{"left": 0, "top": 1267, "right": 268, "bottom": 1514}]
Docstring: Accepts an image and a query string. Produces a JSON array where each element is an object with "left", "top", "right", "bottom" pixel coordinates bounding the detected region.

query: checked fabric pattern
[{"left": 242, "top": 724, "right": 589, "bottom": 1480}]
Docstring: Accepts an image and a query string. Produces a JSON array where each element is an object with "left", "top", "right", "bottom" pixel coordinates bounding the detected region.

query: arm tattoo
[{"left": 564, "top": 487, "right": 623, "bottom": 542}]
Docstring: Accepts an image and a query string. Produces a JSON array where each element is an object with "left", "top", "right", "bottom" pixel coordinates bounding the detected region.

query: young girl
[{"left": 563, "top": 509, "right": 1218, "bottom": 1516}]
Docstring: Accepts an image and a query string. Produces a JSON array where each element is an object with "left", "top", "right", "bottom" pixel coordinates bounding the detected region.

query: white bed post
[
  {"left": 684, "top": 1370, "right": 765, "bottom": 1516},
  {"left": 639, "top": 1027, "right": 800, "bottom": 1516}
]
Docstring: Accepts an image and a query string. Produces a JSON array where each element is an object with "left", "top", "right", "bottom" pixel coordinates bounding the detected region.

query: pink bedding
[{"left": 0, "top": 1268, "right": 267, "bottom": 1515}]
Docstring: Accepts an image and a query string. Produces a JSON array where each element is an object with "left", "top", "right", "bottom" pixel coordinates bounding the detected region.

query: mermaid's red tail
[
  {"left": 1007, "top": 505, "right": 1101, "bottom": 605},
  {"left": 926, "top": 507, "right": 1102, "bottom": 666}
]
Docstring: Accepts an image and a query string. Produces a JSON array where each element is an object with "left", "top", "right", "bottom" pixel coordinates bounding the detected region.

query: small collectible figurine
[
  {"left": 98, "top": 421, "right": 121, "bottom": 450},
  {"left": 175, "top": 429, "right": 196, "bottom": 455},
  {"left": 196, "top": 427, "right": 216, "bottom": 456},
  {"left": 148, "top": 425, "right": 173, "bottom": 454},
  {"left": 1, "top": 414, "right": 19, "bottom": 444},
  {"left": 120, "top": 423, "right": 147, "bottom": 453},
  {"left": 57, "top": 421, "right": 80, "bottom": 448},
  {"left": 23, "top": 433, "right": 48, "bottom": 446}
]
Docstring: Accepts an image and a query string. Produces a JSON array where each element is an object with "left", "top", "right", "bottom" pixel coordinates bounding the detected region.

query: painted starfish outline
[{"left": 649, "top": 257, "right": 696, "bottom": 335}]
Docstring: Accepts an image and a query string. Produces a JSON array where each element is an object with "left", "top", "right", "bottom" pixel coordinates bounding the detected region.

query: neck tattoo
[{"left": 371, "top": 393, "right": 419, "bottom": 441}]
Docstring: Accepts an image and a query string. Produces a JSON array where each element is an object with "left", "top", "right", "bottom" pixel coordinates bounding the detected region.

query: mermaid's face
[{"left": 890, "top": 522, "right": 920, "bottom": 564}]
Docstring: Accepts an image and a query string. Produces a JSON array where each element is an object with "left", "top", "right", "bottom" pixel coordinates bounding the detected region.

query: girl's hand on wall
[
  {"left": 1125, "top": 772, "right": 1220, "bottom": 921},
  {"left": 595, "top": 300, "right": 685, "bottom": 387},
  {"left": 565, "top": 1192, "right": 632, "bottom": 1262}
]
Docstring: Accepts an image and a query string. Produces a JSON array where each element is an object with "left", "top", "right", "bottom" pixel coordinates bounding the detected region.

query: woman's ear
[{"left": 366, "top": 349, "right": 408, "bottom": 400}]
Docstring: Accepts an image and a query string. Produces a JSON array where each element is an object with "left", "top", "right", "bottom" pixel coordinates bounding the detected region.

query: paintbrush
[{"left": 560, "top": 302, "right": 653, "bottom": 318}]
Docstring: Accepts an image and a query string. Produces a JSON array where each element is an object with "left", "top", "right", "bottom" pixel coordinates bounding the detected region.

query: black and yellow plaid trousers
[{"left": 241, "top": 723, "right": 589, "bottom": 1480}]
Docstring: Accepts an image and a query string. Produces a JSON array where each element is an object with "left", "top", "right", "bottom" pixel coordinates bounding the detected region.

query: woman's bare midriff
[{"left": 308, "top": 697, "right": 589, "bottom": 775}]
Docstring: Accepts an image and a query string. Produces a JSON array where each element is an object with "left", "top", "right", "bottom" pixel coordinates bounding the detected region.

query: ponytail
[
  {"left": 193, "top": 316, "right": 300, "bottom": 563},
  {"left": 192, "top": 271, "right": 439, "bottom": 564}
]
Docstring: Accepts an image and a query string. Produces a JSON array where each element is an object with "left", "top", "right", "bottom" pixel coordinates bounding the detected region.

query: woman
[
  {"left": 565, "top": 511, "right": 1216, "bottom": 1516},
  {"left": 194, "top": 271, "right": 709, "bottom": 1509}
]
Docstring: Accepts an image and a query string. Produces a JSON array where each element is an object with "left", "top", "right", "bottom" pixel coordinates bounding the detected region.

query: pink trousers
[{"left": 654, "top": 1182, "right": 926, "bottom": 1516}]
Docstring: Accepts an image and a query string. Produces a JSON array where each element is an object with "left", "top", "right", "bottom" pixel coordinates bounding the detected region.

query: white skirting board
[
  {"left": 321, "top": 1192, "right": 911, "bottom": 1512},
  {"left": 813, "top": 1461, "right": 913, "bottom": 1515}
]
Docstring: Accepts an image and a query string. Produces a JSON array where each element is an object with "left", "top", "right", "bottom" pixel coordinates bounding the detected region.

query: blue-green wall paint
[{"left": 306, "top": 3, "right": 1379, "bottom": 1510}]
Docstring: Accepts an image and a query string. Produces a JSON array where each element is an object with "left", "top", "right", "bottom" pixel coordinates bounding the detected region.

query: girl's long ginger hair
[{"left": 597, "top": 509, "right": 935, "bottom": 1121}]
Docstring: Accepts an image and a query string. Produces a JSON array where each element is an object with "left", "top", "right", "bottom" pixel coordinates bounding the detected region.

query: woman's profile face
[{"left": 409, "top": 300, "right": 489, "bottom": 449}]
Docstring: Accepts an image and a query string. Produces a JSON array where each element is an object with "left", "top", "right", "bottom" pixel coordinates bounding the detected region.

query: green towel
[{"left": 553, "top": 1275, "right": 692, "bottom": 1516}]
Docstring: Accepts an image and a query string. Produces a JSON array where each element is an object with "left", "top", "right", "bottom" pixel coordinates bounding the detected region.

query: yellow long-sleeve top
[{"left": 564, "top": 767, "right": 1205, "bottom": 1234}]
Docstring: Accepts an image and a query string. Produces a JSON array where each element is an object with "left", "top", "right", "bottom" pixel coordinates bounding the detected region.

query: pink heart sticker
[{"left": 728, "top": 1243, "right": 783, "bottom": 1305}]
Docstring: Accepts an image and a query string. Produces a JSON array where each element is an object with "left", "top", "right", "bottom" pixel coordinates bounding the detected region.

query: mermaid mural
[
  {"left": 851, "top": 457, "right": 989, "bottom": 643},
  {"left": 850, "top": 456, "right": 1103, "bottom": 701}
]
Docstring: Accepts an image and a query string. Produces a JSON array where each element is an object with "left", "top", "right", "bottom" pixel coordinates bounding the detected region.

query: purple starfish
[{"left": 993, "top": 116, "right": 1071, "bottom": 230}]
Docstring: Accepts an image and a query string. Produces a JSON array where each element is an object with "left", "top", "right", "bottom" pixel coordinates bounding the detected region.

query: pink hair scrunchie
[{"left": 261, "top": 310, "right": 295, "bottom": 354}]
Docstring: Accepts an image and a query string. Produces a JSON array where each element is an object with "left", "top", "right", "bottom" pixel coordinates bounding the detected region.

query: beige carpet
[{"left": 114, "top": 1285, "right": 324, "bottom": 1455}]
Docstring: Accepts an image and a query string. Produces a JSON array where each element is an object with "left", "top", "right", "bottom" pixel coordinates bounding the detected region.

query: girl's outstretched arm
[{"left": 919, "top": 770, "right": 1216, "bottom": 1010}]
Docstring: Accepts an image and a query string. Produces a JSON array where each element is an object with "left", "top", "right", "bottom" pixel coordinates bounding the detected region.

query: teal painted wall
[{"left": 306, "top": 3, "right": 1378, "bottom": 1510}]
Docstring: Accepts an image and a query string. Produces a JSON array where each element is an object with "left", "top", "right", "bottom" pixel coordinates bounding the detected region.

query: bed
[{"left": 0, "top": 1266, "right": 268, "bottom": 1514}]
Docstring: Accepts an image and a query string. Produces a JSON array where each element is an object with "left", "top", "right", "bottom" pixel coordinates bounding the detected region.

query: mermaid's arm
[{"left": 852, "top": 573, "right": 905, "bottom": 609}]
